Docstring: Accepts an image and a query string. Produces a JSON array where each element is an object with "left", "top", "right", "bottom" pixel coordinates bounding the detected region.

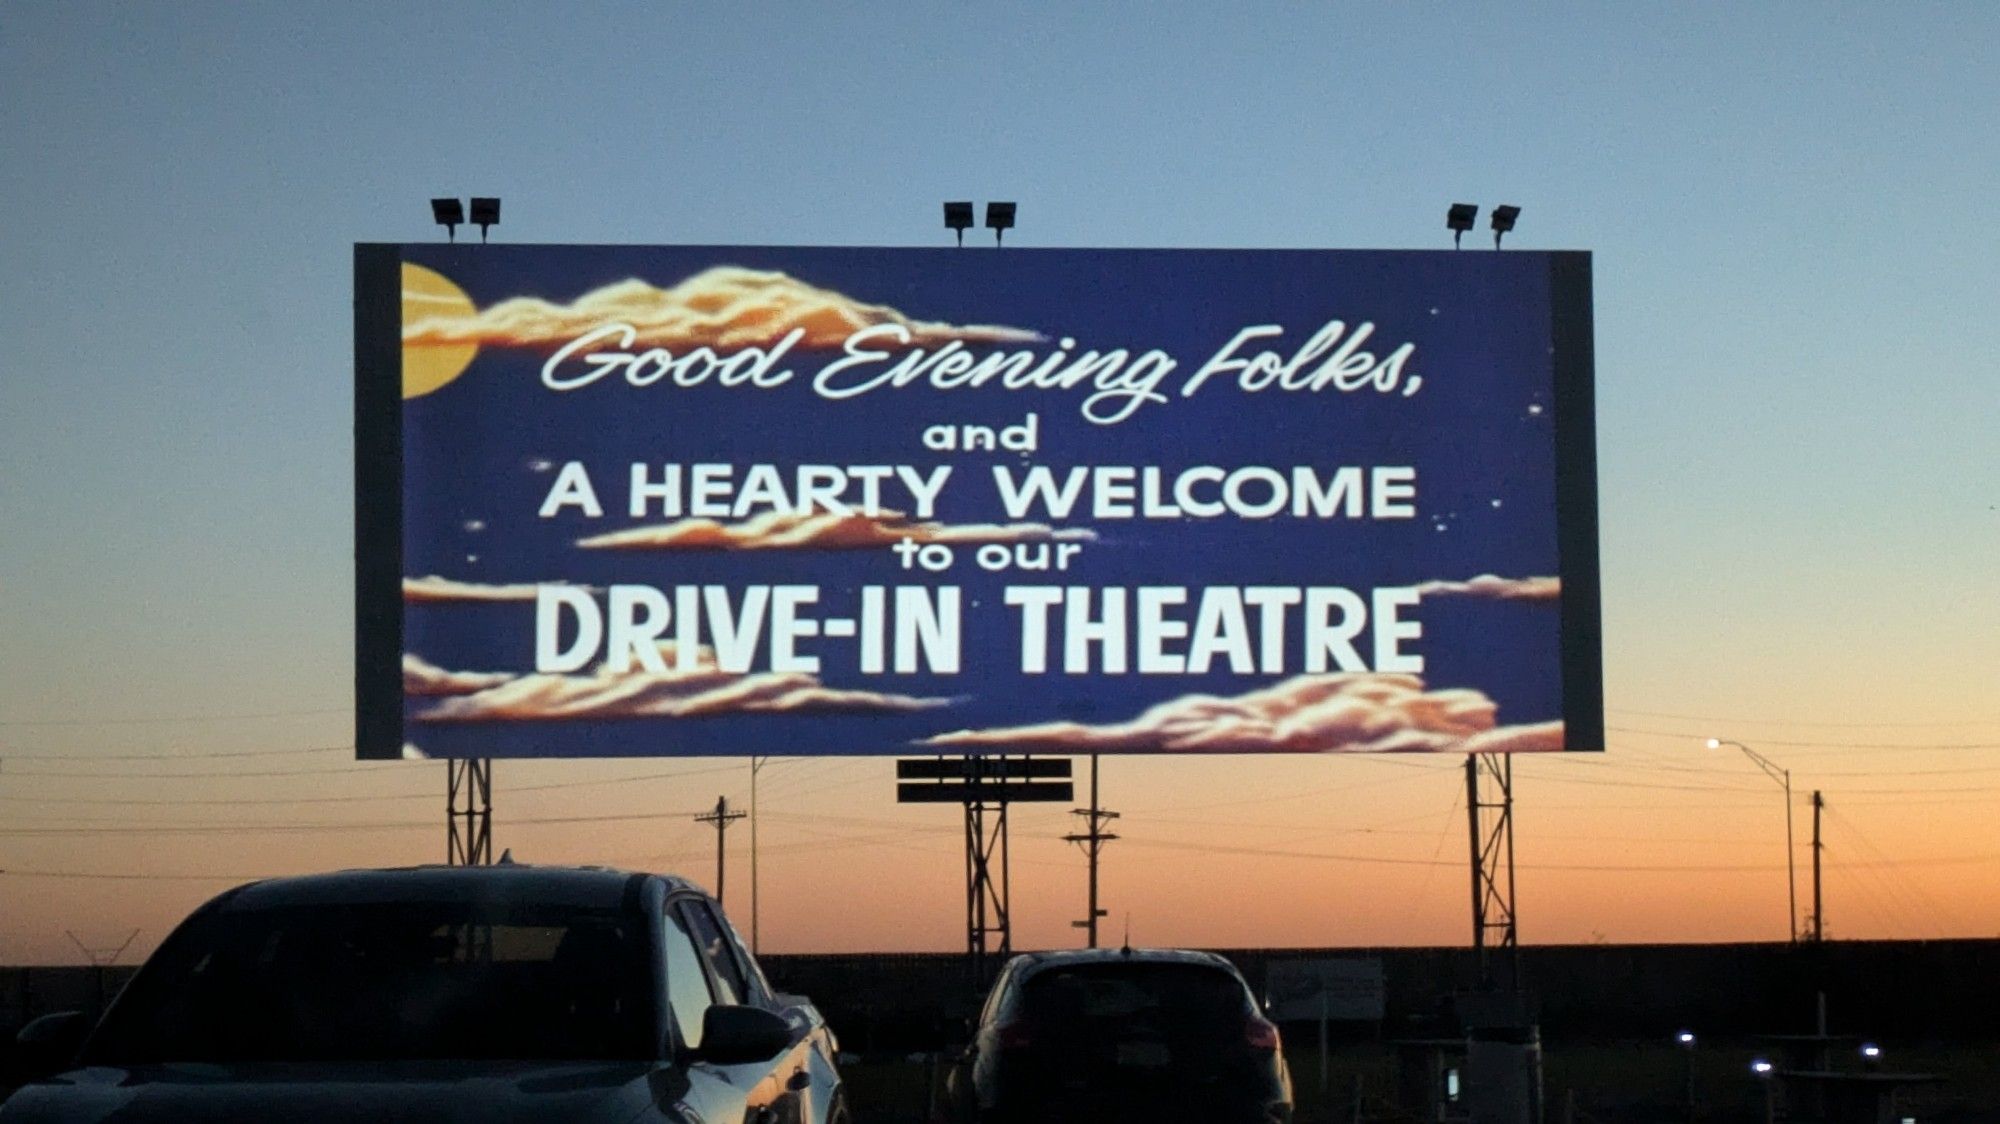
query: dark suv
[
  {"left": 3, "top": 863, "right": 847, "bottom": 1123},
  {"left": 945, "top": 948, "right": 1292, "bottom": 1124}
]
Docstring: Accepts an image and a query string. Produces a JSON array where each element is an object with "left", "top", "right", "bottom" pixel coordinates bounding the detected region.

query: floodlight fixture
[
  {"left": 944, "top": 201, "right": 974, "bottom": 246},
  {"left": 1750, "top": 1059, "right": 1774, "bottom": 1076},
  {"left": 1491, "top": 204, "right": 1522, "bottom": 249},
  {"left": 431, "top": 197, "right": 465, "bottom": 242},
  {"left": 1677, "top": 1031, "right": 1696, "bottom": 1046},
  {"left": 1447, "top": 203, "right": 1478, "bottom": 248},
  {"left": 470, "top": 197, "right": 500, "bottom": 243},
  {"left": 1861, "top": 1043, "right": 1882, "bottom": 1060},
  {"left": 986, "top": 201, "right": 1016, "bottom": 246}
]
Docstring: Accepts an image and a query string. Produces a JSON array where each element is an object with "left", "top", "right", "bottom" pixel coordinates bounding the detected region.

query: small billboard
[{"left": 1265, "top": 958, "right": 1388, "bottom": 1022}]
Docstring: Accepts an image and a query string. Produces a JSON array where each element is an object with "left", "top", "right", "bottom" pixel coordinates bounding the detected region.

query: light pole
[
  {"left": 1707, "top": 738, "right": 1797, "bottom": 944},
  {"left": 1676, "top": 1031, "right": 1697, "bottom": 1122}
]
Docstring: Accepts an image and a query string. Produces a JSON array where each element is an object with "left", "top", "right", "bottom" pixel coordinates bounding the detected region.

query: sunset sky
[{"left": 2, "top": 2, "right": 1996, "bottom": 965}]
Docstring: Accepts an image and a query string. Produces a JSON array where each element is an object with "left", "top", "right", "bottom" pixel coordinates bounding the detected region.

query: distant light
[
  {"left": 985, "top": 202, "right": 1017, "bottom": 246},
  {"left": 469, "top": 198, "right": 500, "bottom": 243},
  {"left": 430, "top": 198, "right": 465, "bottom": 242},
  {"left": 1861, "top": 1043, "right": 1882, "bottom": 1059},
  {"left": 943, "top": 201, "right": 974, "bottom": 246},
  {"left": 1705, "top": 737, "right": 1723, "bottom": 750},
  {"left": 1751, "top": 1059, "right": 1774, "bottom": 1075},
  {"left": 1491, "top": 204, "right": 1522, "bottom": 249},
  {"left": 1447, "top": 203, "right": 1478, "bottom": 248},
  {"left": 1677, "top": 1031, "right": 1696, "bottom": 1046}
]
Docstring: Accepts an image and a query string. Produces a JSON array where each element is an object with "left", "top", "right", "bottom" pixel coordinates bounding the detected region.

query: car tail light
[
  {"left": 994, "top": 1021, "right": 1035, "bottom": 1051},
  {"left": 1246, "top": 1017, "right": 1281, "bottom": 1051}
]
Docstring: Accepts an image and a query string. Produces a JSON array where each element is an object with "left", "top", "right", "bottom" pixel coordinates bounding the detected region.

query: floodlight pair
[
  {"left": 943, "top": 201, "right": 1017, "bottom": 246},
  {"left": 430, "top": 197, "right": 501, "bottom": 243},
  {"left": 1446, "top": 203, "right": 1522, "bottom": 249}
]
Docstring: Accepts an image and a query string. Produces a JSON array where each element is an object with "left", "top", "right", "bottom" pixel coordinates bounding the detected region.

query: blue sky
[{"left": 2, "top": 2, "right": 1996, "bottom": 959}]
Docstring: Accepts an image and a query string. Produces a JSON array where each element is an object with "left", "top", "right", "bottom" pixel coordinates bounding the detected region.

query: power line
[
  {"left": 1, "top": 760, "right": 403, "bottom": 779},
  {"left": 1607, "top": 707, "right": 2000, "bottom": 730},
  {"left": 1113, "top": 836, "right": 2000, "bottom": 873},
  {"left": 0, "top": 707, "right": 348, "bottom": 728},
  {"left": 0, "top": 762, "right": 745, "bottom": 806},
  {"left": 1822, "top": 805, "right": 1965, "bottom": 937},
  {"left": 1607, "top": 725, "right": 2000, "bottom": 751},
  {"left": 0, "top": 744, "right": 354, "bottom": 762},
  {"left": 0, "top": 809, "right": 715, "bottom": 836}
]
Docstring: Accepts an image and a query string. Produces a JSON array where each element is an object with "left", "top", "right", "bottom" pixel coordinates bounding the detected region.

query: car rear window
[
  {"left": 1018, "top": 962, "right": 1251, "bottom": 1032},
  {"left": 85, "top": 901, "right": 654, "bottom": 1064}
]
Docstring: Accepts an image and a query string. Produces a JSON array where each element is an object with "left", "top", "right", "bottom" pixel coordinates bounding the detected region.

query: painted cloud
[
  {"left": 401, "top": 266, "right": 1041, "bottom": 351},
  {"left": 403, "top": 653, "right": 513, "bottom": 697},
  {"left": 1413, "top": 575, "right": 1561, "bottom": 601},
  {"left": 404, "top": 575, "right": 543, "bottom": 603},
  {"left": 412, "top": 643, "right": 952, "bottom": 723},
  {"left": 577, "top": 509, "right": 1096, "bottom": 552},
  {"left": 916, "top": 673, "right": 1565, "bottom": 754}
]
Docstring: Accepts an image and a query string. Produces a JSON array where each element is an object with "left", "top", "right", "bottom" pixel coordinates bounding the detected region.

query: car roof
[
  {"left": 1005, "top": 947, "right": 1246, "bottom": 980},
  {"left": 218, "top": 863, "right": 704, "bottom": 912}
]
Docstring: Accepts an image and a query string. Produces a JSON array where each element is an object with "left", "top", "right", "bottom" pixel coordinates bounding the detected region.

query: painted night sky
[{"left": 385, "top": 247, "right": 1580, "bottom": 760}]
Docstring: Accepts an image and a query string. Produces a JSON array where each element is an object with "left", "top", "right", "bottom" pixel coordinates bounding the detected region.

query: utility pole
[
  {"left": 695, "top": 796, "right": 745, "bottom": 904},
  {"left": 1063, "top": 755, "right": 1120, "bottom": 948},
  {"left": 1809, "top": 790, "right": 1825, "bottom": 942},
  {"left": 750, "top": 756, "right": 767, "bottom": 953}
]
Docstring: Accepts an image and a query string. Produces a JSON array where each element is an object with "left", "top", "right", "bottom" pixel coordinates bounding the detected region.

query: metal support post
[
  {"left": 447, "top": 758, "right": 493, "bottom": 866},
  {"left": 965, "top": 755, "right": 1013, "bottom": 987},
  {"left": 1466, "top": 752, "right": 1518, "bottom": 990}
]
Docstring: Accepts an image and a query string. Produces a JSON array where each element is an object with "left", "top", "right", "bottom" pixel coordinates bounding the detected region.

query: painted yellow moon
[{"left": 401, "top": 263, "right": 480, "bottom": 399}]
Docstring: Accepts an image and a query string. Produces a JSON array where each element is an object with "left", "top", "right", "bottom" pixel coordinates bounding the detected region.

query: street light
[
  {"left": 1750, "top": 1058, "right": 1776, "bottom": 1124},
  {"left": 1447, "top": 203, "right": 1478, "bottom": 248},
  {"left": 469, "top": 197, "right": 500, "bottom": 243},
  {"left": 1677, "top": 1031, "right": 1698, "bottom": 1121},
  {"left": 943, "top": 201, "right": 974, "bottom": 246},
  {"left": 985, "top": 202, "right": 1016, "bottom": 246},
  {"left": 430, "top": 197, "right": 464, "bottom": 242},
  {"left": 1708, "top": 737, "right": 1797, "bottom": 944}
]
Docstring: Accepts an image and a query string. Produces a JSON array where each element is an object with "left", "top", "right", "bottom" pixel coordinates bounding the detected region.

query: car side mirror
[
  {"left": 696, "top": 1005, "right": 793, "bottom": 1066},
  {"left": 14, "top": 1011, "right": 89, "bottom": 1080}
]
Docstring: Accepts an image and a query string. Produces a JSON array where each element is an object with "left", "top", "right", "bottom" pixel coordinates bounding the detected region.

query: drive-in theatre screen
[{"left": 355, "top": 245, "right": 1599, "bottom": 760}]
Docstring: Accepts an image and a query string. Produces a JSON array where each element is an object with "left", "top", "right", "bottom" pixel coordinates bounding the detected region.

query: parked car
[
  {"left": 1, "top": 862, "right": 847, "bottom": 1123},
  {"left": 944, "top": 947, "right": 1292, "bottom": 1124}
]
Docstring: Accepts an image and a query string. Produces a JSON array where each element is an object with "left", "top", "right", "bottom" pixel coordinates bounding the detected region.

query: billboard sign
[{"left": 356, "top": 245, "right": 1598, "bottom": 759}]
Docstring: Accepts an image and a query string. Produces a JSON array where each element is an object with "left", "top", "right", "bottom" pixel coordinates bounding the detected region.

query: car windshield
[
  {"left": 84, "top": 901, "right": 654, "bottom": 1064},
  {"left": 1018, "top": 962, "right": 1251, "bottom": 1037}
]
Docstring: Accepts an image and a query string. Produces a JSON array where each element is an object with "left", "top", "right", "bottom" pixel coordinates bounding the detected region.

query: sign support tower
[
  {"left": 964, "top": 758, "right": 1013, "bottom": 987},
  {"left": 446, "top": 758, "right": 493, "bottom": 865},
  {"left": 1466, "top": 752, "right": 1518, "bottom": 990}
]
